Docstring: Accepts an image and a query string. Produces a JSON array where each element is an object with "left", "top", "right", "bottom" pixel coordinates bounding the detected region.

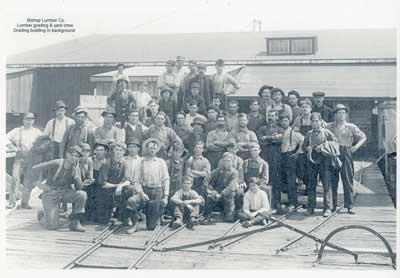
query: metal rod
[
  {"left": 209, "top": 220, "right": 241, "bottom": 249},
  {"left": 101, "top": 243, "right": 146, "bottom": 251},
  {"left": 161, "top": 224, "right": 282, "bottom": 252},
  {"left": 145, "top": 225, "right": 161, "bottom": 245},
  {"left": 73, "top": 263, "right": 127, "bottom": 269},
  {"left": 220, "top": 205, "right": 302, "bottom": 250},
  {"left": 156, "top": 224, "right": 187, "bottom": 245},
  {"left": 92, "top": 223, "right": 114, "bottom": 242}
]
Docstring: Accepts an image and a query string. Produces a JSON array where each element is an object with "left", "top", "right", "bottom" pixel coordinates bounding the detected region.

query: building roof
[
  {"left": 90, "top": 65, "right": 244, "bottom": 82},
  {"left": 7, "top": 29, "right": 396, "bottom": 66},
  {"left": 6, "top": 67, "right": 33, "bottom": 74},
  {"left": 235, "top": 64, "right": 396, "bottom": 98}
]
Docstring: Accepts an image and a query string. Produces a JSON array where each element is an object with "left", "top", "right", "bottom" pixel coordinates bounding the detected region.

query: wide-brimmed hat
[
  {"left": 94, "top": 140, "right": 110, "bottom": 151},
  {"left": 101, "top": 107, "right": 117, "bottom": 118},
  {"left": 73, "top": 106, "right": 88, "bottom": 116},
  {"left": 143, "top": 138, "right": 162, "bottom": 154},
  {"left": 53, "top": 100, "right": 68, "bottom": 111},
  {"left": 23, "top": 112, "right": 35, "bottom": 119},
  {"left": 333, "top": 104, "right": 349, "bottom": 113},
  {"left": 258, "top": 85, "right": 274, "bottom": 97},
  {"left": 160, "top": 86, "right": 174, "bottom": 97}
]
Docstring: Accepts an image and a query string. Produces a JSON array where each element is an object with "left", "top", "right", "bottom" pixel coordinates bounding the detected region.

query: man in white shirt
[
  {"left": 7, "top": 112, "right": 42, "bottom": 209},
  {"left": 43, "top": 100, "right": 75, "bottom": 159},
  {"left": 238, "top": 177, "right": 271, "bottom": 228},
  {"left": 112, "top": 63, "right": 130, "bottom": 87},
  {"left": 130, "top": 81, "right": 152, "bottom": 121},
  {"left": 185, "top": 102, "right": 207, "bottom": 132}
]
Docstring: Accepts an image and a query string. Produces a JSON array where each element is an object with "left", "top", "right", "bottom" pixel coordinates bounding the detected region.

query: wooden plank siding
[{"left": 6, "top": 69, "right": 34, "bottom": 113}]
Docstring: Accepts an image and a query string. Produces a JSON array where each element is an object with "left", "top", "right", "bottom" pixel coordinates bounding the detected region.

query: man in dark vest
[
  {"left": 125, "top": 109, "right": 148, "bottom": 150},
  {"left": 312, "top": 91, "right": 333, "bottom": 122}
]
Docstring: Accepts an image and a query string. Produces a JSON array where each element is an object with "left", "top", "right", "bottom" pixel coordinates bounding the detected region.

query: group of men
[{"left": 6, "top": 57, "right": 366, "bottom": 233}]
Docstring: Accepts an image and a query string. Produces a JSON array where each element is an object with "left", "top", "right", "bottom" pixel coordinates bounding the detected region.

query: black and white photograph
[{"left": 2, "top": 0, "right": 398, "bottom": 273}]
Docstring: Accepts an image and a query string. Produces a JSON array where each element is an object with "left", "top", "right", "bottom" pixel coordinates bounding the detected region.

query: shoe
[
  {"left": 347, "top": 208, "right": 355, "bottom": 214},
  {"left": 69, "top": 219, "right": 86, "bottom": 232},
  {"left": 171, "top": 218, "right": 182, "bottom": 229},
  {"left": 190, "top": 217, "right": 199, "bottom": 226},
  {"left": 6, "top": 202, "right": 16, "bottom": 209},
  {"left": 20, "top": 203, "right": 32, "bottom": 209},
  {"left": 126, "top": 223, "right": 138, "bottom": 234},
  {"left": 304, "top": 208, "right": 314, "bottom": 216},
  {"left": 271, "top": 209, "right": 278, "bottom": 214},
  {"left": 200, "top": 216, "right": 212, "bottom": 225},
  {"left": 160, "top": 216, "right": 171, "bottom": 226},
  {"left": 242, "top": 221, "right": 252, "bottom": 228},
  {"left": 331, "top": 207, "right": 337, "bottom": 213},
  {"left": 288, "top": 204, "right": 295, "bottom": 210},
  {"left": 260, "top": 219, "right": 268, "bottom": 226},
  {"left": 37, "top": 210, "right": 45, "bottom": 222},
  {"left": 322, "top": 210, "right": 332, "bottom": 218}
]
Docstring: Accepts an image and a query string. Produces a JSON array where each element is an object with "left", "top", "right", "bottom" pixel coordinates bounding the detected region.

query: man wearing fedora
[
  {"left": 327, "top": 104, "right": 366, "bottom": 214},
  {"left": 311, "top": 91, "right": 333, "bottom": 122},
  {"left": 33, "top": 146, "right": 87, "bottom": 232},
  {"left": 43, "top": 100, "right": 75, "bottom": 159},
  {"left": 302, "top": 112, "right": 338, "bottom": 217},
  {"left": 159, "top": 86, "right": 178, "bottom": 123},
  {"left": 184, "top": 116, "right": 207, "bottom": 155},
  {"left": 107, "top": 78, "right": 136, "bottom": 127},
  {"left": 7, "top": 112, "right": 42, "bottom": 209},
  {"left": 265, "top": 87, "right": 293, "bottom": 123},
  {"left": 95, "top": 107, "right": 126, "bottom": 143},
  {"left": 60, "top": 106, "right": 95, "bottom": 158}
]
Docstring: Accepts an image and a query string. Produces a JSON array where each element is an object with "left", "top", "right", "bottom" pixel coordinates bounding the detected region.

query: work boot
[
  {"left": 242, "top": 221, "right": 252, "bottom": 228},
  {"left": 200, "top": 215, "right": 212, "bottom": 225},
  {"left": 260, "top": 219, "right": 268, "bottom": 226},
  {"left": 126, "top": 223, "right": 138, "bottom": 234},
  {"left": 69, "top": 215, "right": 86, "bottom": 232},
  {"left": 20, "top": 203, "right": 32, "bottom": 210},
  {"left": 304, "top": 208, "right": 314, "bottom": 216},
  {"left": 37, "top": 210, "right": 45, "bottom": 222},
  {"left": 288, "top": 204, "right": 295, "bottom": 210},
  {"left": 347, "top": 208, "right": 355, "bottom": 215},
  {"left": 322, "top": 210, "right": 332, "bottom": 218},
  {"left": 171, "top": 218, "right": 183, "bottom": 229},
  {"left": 190, "top": 217, "right": 199, "bottom": 226}
]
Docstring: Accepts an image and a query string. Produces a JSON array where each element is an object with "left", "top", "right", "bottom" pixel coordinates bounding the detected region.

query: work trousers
[
  {"left": 127, "top": 186, "right": 164, "bottom": 230},
  {"left": 296, "top": 153, "right": 311, "bottom": 189},
  {"left": 10, "top": 159, "right": 34, "bottom": 205},
  {"left": 281, "top": 152, "right": 298, "bottom": 206},
  {"left": 331, "top": 146, "right": 354, "bottom": 209},
  {"left": 237, "top": 210, "right": 269, "bottom": 224},
  {"left": 206, "top": 150, "right": 224, "bottom": 170},
  {"left": 261, "top": 144, "right": 282, "bottom": 209},
  {"left": 41, "top": 188, "right": 87, "bottom": 230},
  {"left": 95, "top": 187, "right": 115, "bottom": 224},
  {"left": 205, "top": 192, "right": 235, "bottom": 221},
  {"left": 174, "top": 204, "right": 200, "bottom": 220},
  {"left": 307, "top": 159, "right": 333, "bottom": 210}
]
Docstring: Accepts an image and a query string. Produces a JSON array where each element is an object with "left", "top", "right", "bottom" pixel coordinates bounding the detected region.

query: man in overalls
[
  {"left": 256, "top": 110, "right": 283, "bottom": 213},
  {"left": 33, "top": 146, "right": 87, "bottom": 231},
  {"left": 327, "top": 104, "right": 366, "bottom": 214},
  {"left": 302, "top": 113, "right": 338, "bottom": 217}
]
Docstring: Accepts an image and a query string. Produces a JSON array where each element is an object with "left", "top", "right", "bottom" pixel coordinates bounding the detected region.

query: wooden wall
[{"left": 6, "top": 69, "right": 34, "bottom": 113}]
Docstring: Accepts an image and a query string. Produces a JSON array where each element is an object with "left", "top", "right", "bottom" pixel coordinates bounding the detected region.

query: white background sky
[{"left": 2, "top": 0, "right": 399, "bottom": 56}]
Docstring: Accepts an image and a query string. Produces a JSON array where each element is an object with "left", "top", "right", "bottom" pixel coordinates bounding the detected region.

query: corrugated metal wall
[{"left": 6, "top": 69, "right": 34, "bottom": 113}]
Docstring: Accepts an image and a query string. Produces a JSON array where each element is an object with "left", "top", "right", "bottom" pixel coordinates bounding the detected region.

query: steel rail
[{"left": 209, "top": 220, "right": 241, "bottom": 249}]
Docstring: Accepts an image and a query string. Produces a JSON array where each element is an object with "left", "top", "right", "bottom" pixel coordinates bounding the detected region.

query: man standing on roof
[
  {"left": 211, "top": 59, "right": 240, "bottom": 110},
  {"left": 7, "top": 112, "right": 42, "bottom": 209},
  {"left": 43, "top": 100, "right": 75, "bottom": 159},
  {"left": 60, "top": 106, "right": 95, "bottom": 158},
  {"left": 327, "top": 104, "right": 366, "bottom": 214},
  {"left": 107, "top": 78, "right": 137, "bottom": 127},
  {"left": 158, "top": 60, "right": 179, "bottom": 103},
  {"left": 312, "top": 91, "right": 333, "bottom": 122}
]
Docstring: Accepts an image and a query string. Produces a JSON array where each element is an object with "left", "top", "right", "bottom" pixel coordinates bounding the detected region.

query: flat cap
[
  {"left": 191, "top": 117, "right": 206, "bottom": 127},
  {"left": 73, "top": 106, "right": 88, "bottom": 116},
  {"left": 126, "top": 137, "right": 141, "bottom": 147},
  {"left": 23, "top": 112, "right": 35, "bottom": 119},
  {"left": 53, "top": 100, "right": 68, "bottom": 111},
  {"left": 312, "top": 91, "right": 326, "bottom": 97},
  {"left": 190, "top": 82, "right": 201, "bottom": 88},
  {"left": 333, "top": 104, "right": 349, "bottom": 113},
  {"left": 101, "top": 107, "right": 117, "bottom": 118}
]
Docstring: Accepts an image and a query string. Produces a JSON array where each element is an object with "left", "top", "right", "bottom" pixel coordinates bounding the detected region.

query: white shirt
[
  {"left": 43, "top": 117, "right": 75, "bottom": 143},
  {"left": 125, "top": 155, "right": 143, "bottom": 182},
  {"left": 280, "top": 127, "right": 304, "bottom": 153},
  {"left": 243, "top": 189, "right": 270, "bottom": 214},
  {"left": 7, "top": 126, "right": 42, "bottom": 152},
  {"left": 130, "top": 91, "right": 152, "bottom": 109},
  {"left": 185, "top": 113, "right": 207, "bottom": 132},
  {"left": 112, "top": 72, "right": 130, "bottom": 84}
]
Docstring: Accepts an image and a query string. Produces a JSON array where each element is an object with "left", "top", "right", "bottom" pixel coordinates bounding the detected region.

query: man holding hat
[
  {"left": 158, "top": 60, "right": 179, "bottom": 103},
  {"left": 7, "top": 112, "right": 42, "bottom": 209},
  {"left": 184, "top": 81, "right": 206, "bottom": 114},
  {"left": 265, "top": 87, "right": 292, "bottom": 123},
  {"left": 60, "top": 106, "right": 95, "bottom": 158},
  {"left": 95, "top": 107, "right": 126, "bottom": 143},
  {"left": 107, "top": 78, "right": 136, "bottom": 126},
  {"left": 327, "top": 104, "right": 366, "bottom": 214},
  {"left": 43, "top": 100, "right": 75, "bottom": 159},
  {"left": 312, "top": 91, "right": 333, "bottom": 122},
  {"left": 33, "top": 146, "right": 87, "bottom": 231},
  {"left": 302, "top": 112, "right": 338, "bottom": 217}
]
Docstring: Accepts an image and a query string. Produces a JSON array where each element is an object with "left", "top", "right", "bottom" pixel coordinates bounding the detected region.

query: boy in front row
[
  {"left": 237, "top": 177, "right": 271, "bottom": 228},
  {"left": 170, "top": 176, "right": 203, "bottom": 229}
]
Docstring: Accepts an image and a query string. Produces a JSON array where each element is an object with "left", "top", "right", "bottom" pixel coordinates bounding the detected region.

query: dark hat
[
  {"left": 73, "top": 106, "right": 88, "bottom": 116},
  {"left": 271, "top": 87, "right": 285, "bottom": 98},
  {"left": 312, "top": 91, "right": 326, "bottom": 97},
  {"left": 126, "top": 137, "right": 141, "bottom": 147},
  {"left": 258, "top": 85, "right": 274, "bottom": 97},
  {"left": 94, "top": 140, "right": 110, "bottom": 151},
  {"left": 287, "top": 90, "right": 300, "bottom": 99},
  {"left": 23, "top": 112, "right": 35, "bottom": 119},
  {"left": 116, "top": 63, "right": 125, "bottom": 68},
  {"left": 197, "top": 63, "right": 207, "bottom": 69},
  {"left": 79, "top": 143, "right": 91, "bottom": 151},
  {"left": 190, "top": 82, "right": 201, "bottom": 88},
  {"left": 166, "top": 60, "right": 176, "bottom": 66},
  {"left": 333, "top": 104, "right": 349, "bottom": 113},
  {"left": 215, "top": 59, "right": 225, "bottom": 66},
  {"left": 300, "top": 98, "right": 313, "bottom": 107},
  {"left": 249, "top": 143, "right": 261, "bottom": 150},
  {"left": 69, "top": 146, "right": 83, "bottom": 157},
  {"left": 53, "top": 100, "right": 68, "bottom": 111},
  {"left": 176, "top": 56, "right": 185, "bottom": 61},
  {"left": 111, "top": 141, "right": 127, "bottom": 151},
  {"left": 191, "top": 117, "right": 206, "bottom": 127},
  {"left": 160, "top": 86, "right": 174, "bottom": 96},
  {"left": 116, "top": 78, "right": 129, "bottom": 85},
  {"left": 143, "top": 138, "right": 162, "bottom": 154},
  {"left": 101, "top": 107, "right": 117, "bottom": 118},
  {"left": 279, "top": 113, "right": 290, "bottom": 120}
]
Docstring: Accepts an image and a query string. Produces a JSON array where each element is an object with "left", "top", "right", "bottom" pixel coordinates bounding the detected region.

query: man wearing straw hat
[{"left": 43, "top": 100, "right": 75, "bottom": 159}]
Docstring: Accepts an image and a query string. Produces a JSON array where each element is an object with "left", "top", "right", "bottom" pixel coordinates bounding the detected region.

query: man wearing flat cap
[
  {"left": 43, "top": 100, "right": 75, "bottom": 159},
  {"left": 158, "top": 60, "right": 179, "bottom": 103},
  {"left": 312, "top": 91, "right": 333, "bottom": 122},
  {"left": 95, "top": 107, "right": 126, "bottom": 143},
  {"left": 107, "top": 78, "right": 137, "bottom": 127},
  {"left": 184, "top": 81, "right": 206, "bottom": 114},
  {"left": 60, "top": 106, "right": 95, "bottom": 158},
  {"left": 327, "top": 104, "right": 366, "bottom": 214},
  {"left": 7, "top": 112, "right": 42, "bottom": 209}
]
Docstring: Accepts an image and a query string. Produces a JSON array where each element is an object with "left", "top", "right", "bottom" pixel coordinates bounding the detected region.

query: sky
[{"left": 2, "top": 0, "right": 399, "bottom": 56}]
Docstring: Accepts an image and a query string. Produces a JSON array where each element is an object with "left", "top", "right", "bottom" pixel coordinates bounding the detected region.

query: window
[{"left": 266, "top": 37, "right": 317, "bottom": 55}]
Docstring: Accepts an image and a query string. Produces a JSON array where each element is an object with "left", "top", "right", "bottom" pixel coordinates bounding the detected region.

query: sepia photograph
[{"left": 2, "top": 0, "right": 398, "bottom": 273}]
